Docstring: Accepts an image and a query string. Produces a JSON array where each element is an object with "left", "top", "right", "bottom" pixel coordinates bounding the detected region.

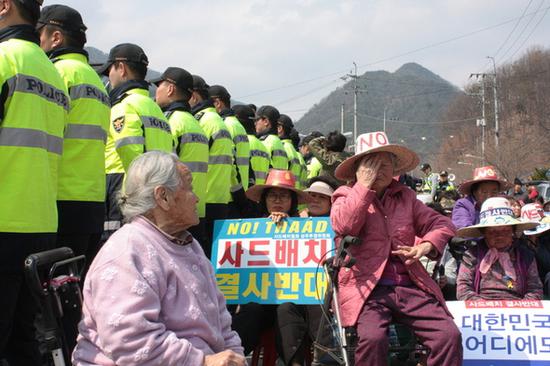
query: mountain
[{"left": 295, "top": 62, "right": 464, "bottom": 161}]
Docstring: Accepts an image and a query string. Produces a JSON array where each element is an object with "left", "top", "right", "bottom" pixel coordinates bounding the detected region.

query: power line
[
  {"left": 235, "top": 5, "right": 550, "bottom": 100},
  {"left": 493, "top": 0, "right": 534, "bottom": 59},
  {"left": 273, "top": 79, "right": 342, "bottom": 106},
  {"left": 499, "top": 0, "right": 546, "bottom": 62},
  {"left": 503, "top": 1, "right": 550, "bottom": 63},
  {"left": 356, "top": 112, "right": 479, "bottom": 125}
]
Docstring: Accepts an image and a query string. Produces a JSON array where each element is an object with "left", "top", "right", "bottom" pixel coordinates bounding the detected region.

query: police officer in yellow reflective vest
[
  {"left": 254, "top": 105, "right": 288, "bottom": 170},
  {"left": 37, "top": 5, "right": 110, "bottom": 265},
  {"left": 0, "top": 0, "right": 68, "bottom": 362},
  {"left": 96, "top": 43, "right": 174, "bottom": 239},
  {"left": 209, "top": 84, "right": 251, "bottom": 218},
  {"left": 153, "top": 67, "right": 210, "bottom": 244},
  {"left": 233, "top": 104, "right": 269, "bottom": 217},
  {"left": 277, "top": 114, "right": 303, "bottom": 188},
  {"left": 189, "top": 75, "right": 233, "bottom": 257}
]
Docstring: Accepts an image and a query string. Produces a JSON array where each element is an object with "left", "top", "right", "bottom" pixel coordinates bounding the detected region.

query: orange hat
[
  {"left": 458, "top": 166, "right": 511, "bottom": 196},
  {"left": 246, "top": 169, "right": 311, "bottom": 204}
]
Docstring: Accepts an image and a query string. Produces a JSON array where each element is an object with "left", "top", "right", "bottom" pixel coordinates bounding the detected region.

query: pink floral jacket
[{"left": 330, "top": 181, "right": 456, "bottom": 326}]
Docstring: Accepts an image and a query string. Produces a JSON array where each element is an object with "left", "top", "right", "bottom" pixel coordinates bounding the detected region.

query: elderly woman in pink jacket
[{"left": 331, "top": 131, "right": 462, "bottom": 366}]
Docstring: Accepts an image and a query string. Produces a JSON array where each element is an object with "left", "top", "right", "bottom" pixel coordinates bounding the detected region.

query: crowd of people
[{"left": 1, "top": 1, "right": 549, "bottom": 366}]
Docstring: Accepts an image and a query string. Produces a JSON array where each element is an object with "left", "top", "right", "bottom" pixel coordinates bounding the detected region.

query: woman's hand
[
  {"left": 355, "top": 155, "right": 381, "bottom": 189},
  {"left": 204, "top": 350, "right": 246, "bottom": 366},
  {"left": 269, "top": 211, "right": 289, "bottom": 225},
  {"left": 392, "top": 242, "right": 435, "bottom": 265}
]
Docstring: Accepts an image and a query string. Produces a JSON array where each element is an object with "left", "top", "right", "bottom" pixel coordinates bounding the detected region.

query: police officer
[
  {"left": 189, "top": 75, "right": 233, "bottom": 256},
  {"left": 37, "top": 5, "right": 110, "bottom": 265},
  {"left": 153, "top": 67, "right": 209, "bottom": 244},
  {"left": 299, "top": 133, "right": 323, "bottom": 179},
  {"left": 96, "top": 43, "right": 173, "bottom": 239},
  {"left": 420, "top": 162, "right": 438, "bottom": 200},
  {"left": 208, "top": 85, "right": 251, "bottom": 218},
  {"left": 277, "top": 114, "right": 303, "bottom": 188},
  {"left": 254, "top": 105, "right": 288, "bottom": 170},
  {"left": 0, "top": 0, "right": 68, "bottom": 363}
]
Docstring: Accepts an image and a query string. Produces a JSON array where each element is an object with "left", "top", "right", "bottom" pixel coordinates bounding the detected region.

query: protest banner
[
  {"left": 211, "top": 217, "right": 334, "bottom": 304},
  {"left": 448, "top": 300, "right": 550, "bottom": 365}
]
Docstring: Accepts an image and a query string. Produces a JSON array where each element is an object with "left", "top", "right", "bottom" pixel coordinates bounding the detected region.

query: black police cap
[
  {"left": 255, "top": 105, "right": 280, "bottom": 124},
  {"left": 233, "top": 104, "right": 255, "bottom": 123},
  {"left": 38, "top": 5, "right": 87, "bottom": 34},
  {"left": 208, "top": 85, "right": 231, "bottom": 100},
  {"left": 192, "top": 75, "right": 209, "bottom": 91},
  {"left": 95, "top": 43, "right": 149, "bottom": 76},
  {"left": 149, "top": 67, "right": 193, "bottom": 93}
]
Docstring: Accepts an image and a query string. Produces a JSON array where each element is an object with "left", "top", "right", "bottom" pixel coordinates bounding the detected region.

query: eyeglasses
[{"left": 266, "top": 191, "right": 292, "bottom": 201}]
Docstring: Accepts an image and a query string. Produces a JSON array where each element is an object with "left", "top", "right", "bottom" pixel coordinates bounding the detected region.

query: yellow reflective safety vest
[
  {"left": 223, "top": 114, "right": 250, "bottom": 192},
  {"left": 248, "top": 135, "right": 270, "bottom": 186},
  {"left": 259, "top": 134, "right": 288, "bottom": 170},
  {"left": 105, "top": 86, "right": 173, "bottom": 173},
  {"left": 165, "top": 103, "right": 209, "bottom": 218},
  {"left": 297, "top": 153, "right": 308, "bottom": 188},
  {"left": 194, "top": 105, "right": 233, "bottom": 205},
  {"left": 52, "top": 52, "right": 110, "bottom": 202},
  {"left": 282, "top": 138, "right": 303, "bottom": 188},
  {"left": 307, "top": 156, "right": 322, "bottom": 179},
  {"left": 0, "top": 31, "right": 68, "bottom": 233}
]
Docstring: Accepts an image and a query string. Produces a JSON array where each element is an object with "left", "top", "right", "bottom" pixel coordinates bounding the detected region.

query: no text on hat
[
  {"left": 96, "top": 43, "right": 149, "bottom": 76},
  {"left": 278, "top": 114, "right": 294, "bottom": 130},
  {"left": 335, "top": 131, "right": 419, "bottom": 181},
  {"left": 245, "top": 169, "right": 311, "bottom": 204},
  {"left": 192, "top": 75, "right": 209, "bottom": 91},
  {"left": 208, "top": 85, "right": 231, "bottom": 100},
  {"left": 255, "top": 105, "right": 280, "bottom": 124},
  {"left": 149, "top": 67, "right": 193, "bottom": 93},
  {"left": 233, "top": 104, "right": 255, "bottom": 122},
  {"left": 38, "top": 5, "right": 87, "bottom": 34}
]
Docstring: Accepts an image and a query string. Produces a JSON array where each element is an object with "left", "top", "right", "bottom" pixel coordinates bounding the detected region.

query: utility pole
[
  {"left": 383, "top": 106, "right": 387, "bottom": 133},
  {"left": 470, "top": 73, "right": 488, "bottom": 165},
  {"left": 340, "top": 103, "right": 345, "bottom": 134},
  {"left": 487, "top": 56, "right": 499, "bottom": 161},
  {"left": 344, "top": 62, "right": 359, "bottom": 142}
]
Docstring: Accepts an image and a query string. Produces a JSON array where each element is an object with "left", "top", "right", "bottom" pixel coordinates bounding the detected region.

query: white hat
[
  {"left": 521, "top": 203, "right": 550, "bottom": 236},
  {"left": 335, "top": 131, "right": 419, "bottom": 181},
  {"left": 457, "top": 197, "right": 539, "bottom": 238},
  {"left": 304, "top": 181, "right": 334, "bottom": 198}
]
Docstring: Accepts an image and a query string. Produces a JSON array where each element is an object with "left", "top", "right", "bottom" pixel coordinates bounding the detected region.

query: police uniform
[
  {"left": 38, "top": 5, "right": 111, "bottom": 261},
  {"left": 282, "top": 138, "right": 303, "bottom": 188},
  {"left": 191, "top": 93, "right": 233, "bottom": 257},
  {"left": 0, "top": 14, "right": 69, "bottom": 363},
  {"left": 98, "top": 44, "right": 174, "bottom": 238}
]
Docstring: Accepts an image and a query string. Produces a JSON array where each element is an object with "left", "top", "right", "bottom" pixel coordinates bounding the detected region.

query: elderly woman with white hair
[
  {"left": 72, "top": 152, "right": 246, "bottom": 366},
  {"left": 330, "top": 132, "right": 462, "bottom": 366}
]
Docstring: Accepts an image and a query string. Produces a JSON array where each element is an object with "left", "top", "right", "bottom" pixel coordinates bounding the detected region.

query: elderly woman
[
  {"left": 452, "top": 166, "right": 511, "bottom": 229},
  {"left": 331, "top": 131, "right": 462, "bottom": 366},
  {"left": 456, "top": 197, "right": 542, "bottom": 300},
  {"left": 72, "top": 152, "right": 246, "bottom": 366}
]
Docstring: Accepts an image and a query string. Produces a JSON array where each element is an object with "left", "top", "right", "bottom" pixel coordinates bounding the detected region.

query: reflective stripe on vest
[
  {"left": 6, "top": 74, "right": 69, "bottom": 111},
  {"left": 185, "top": 161, "right": 209, "bottom": 173},
  {"left": 115, "top": 135, "right": 145, "bottom": 149},
  {"left": 251, "top": 149, "right": 269, "bottom": 159},
  {"left": 234, "top": 134, "right": 248, "bottom": 144},
  {"left": 69, "top": 84, "right": 110, "bottom": 107},
  {"left": 65, "top": 124, "right": 107, "bottom": 142},
  {"left": 180, "top": 133, "right": 209, "bottom": 145},
  {"left": 272, "top": 149, "right": 287, "bottom": 157},
  {"left": 255, "top": 171, "right": 268, "bottom": 180},
  {"left": 0, "top": 127, "right": 63, "bottom": 154},
  {"left": 212, "top": 129, "right": 232, "bottom": 140},
  {"left": 209, "top": 155, "right": 233, "bottom": 165},
  {"left": 141, "top": 116, "right": 172, "bottom": 133}
]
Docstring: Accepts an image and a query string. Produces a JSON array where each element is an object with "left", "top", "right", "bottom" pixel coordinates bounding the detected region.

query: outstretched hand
[{"left": 392, "top": 242, "right": 434, "bottom": 266}]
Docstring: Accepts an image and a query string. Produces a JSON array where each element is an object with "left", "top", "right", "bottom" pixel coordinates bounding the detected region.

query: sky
[{"left": 54, "top": 0, "right": 550, "bottom": 121}]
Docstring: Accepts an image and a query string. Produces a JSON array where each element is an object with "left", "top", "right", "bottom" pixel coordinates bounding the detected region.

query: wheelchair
[
  {"left": 315, "top": 236, "right": 441, "bottom": 366},
  {"left": 25, "top": 247, "right": 86, "bottom": 366}
]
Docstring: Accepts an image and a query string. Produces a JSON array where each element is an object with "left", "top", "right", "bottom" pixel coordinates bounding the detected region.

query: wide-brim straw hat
[
  {"left": 335, "top": 131, "right": 419, "bottom": 181},
  {"left": 246, "top": 169, "right": 311, "bottom": 204},
  {"left": 458, "top": 166, "right": 512, "bottom": 195},
  {"left": 521, "top": 203, "right": 550, "bottom": 236},
  {"left": 457, "top": 197, "right": 538, "bottom": 238}
]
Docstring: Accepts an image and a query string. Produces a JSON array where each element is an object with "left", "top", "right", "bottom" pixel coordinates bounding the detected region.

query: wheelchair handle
[{"left": 24, "top": 247, "right": 75, "bottom": 298}]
